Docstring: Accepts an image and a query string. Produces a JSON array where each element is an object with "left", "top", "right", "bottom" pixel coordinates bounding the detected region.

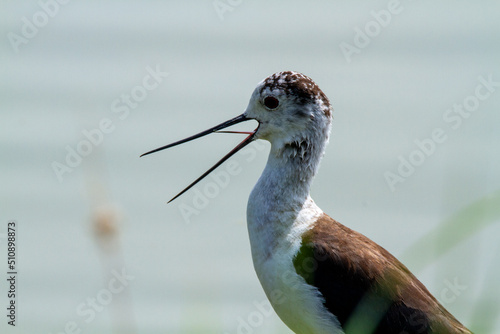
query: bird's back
[{"left": 294, "top": 213, "right": 472, "bottom": 334}]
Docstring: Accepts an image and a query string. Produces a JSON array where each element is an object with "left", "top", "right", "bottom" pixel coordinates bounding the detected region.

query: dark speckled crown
[{"left": 259, "top": 71, "right": 332, "bottom": 118}]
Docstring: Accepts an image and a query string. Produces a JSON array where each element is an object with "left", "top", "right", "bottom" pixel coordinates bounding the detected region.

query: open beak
[{"left": 141, "top": 113, "right": 257, "bottom": 203}]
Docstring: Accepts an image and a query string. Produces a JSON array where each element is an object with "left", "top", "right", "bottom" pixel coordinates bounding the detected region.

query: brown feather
[{"left": 293, "top": 213, "right": 472, "bottom": 334}]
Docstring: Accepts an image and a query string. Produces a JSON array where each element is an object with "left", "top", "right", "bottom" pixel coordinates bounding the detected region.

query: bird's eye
[{"left": 263, "top": 96, "right": 279, "bottom": 110}]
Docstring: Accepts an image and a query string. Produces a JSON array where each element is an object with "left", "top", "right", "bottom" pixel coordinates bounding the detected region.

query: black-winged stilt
[{"left": 142, "top": 71, "right": 472, "bottom": 334}]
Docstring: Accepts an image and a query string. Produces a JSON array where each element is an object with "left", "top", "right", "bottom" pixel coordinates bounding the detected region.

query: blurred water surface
[{"left": 1, "top": 1, "right": 500, "bottom": 333}]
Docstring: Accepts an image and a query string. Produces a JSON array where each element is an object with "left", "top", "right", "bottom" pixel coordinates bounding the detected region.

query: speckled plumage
[{"left": 259, "top": 71, "right": 332, "bottom": 118}]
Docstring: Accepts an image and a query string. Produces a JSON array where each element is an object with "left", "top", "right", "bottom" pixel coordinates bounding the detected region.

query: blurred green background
[{"left": 1, "top": 1, "right": 499, "bottom": 333}]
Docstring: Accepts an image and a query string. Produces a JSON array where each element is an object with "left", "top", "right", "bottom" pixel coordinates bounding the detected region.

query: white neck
[
  {"left": 245, "top": 138, "right": 343, "bottom": 334},
  {"left": 246, "top": 139, "right": 325, "bottom": 266}
]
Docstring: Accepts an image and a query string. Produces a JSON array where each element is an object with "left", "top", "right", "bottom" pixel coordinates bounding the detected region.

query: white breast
[{"left": 247, "top": 179, "right": 343, "bottom": 334}]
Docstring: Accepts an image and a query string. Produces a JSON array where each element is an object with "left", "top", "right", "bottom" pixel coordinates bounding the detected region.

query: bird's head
[
  {"left": 141, "top": 71, "right": 333, "bottom": 202},
  {"left": 244, "top": 71, "right": 333, "bottom": 159}
]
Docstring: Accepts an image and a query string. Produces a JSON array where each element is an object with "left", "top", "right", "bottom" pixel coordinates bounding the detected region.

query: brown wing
[{"left": 293, "top": 213, "right": 472, "bottom": 334}]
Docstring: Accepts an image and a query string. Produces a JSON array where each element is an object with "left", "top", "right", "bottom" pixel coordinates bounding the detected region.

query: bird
[{"left": 141, "top": 71, "right": 472, "bottom": 333}]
